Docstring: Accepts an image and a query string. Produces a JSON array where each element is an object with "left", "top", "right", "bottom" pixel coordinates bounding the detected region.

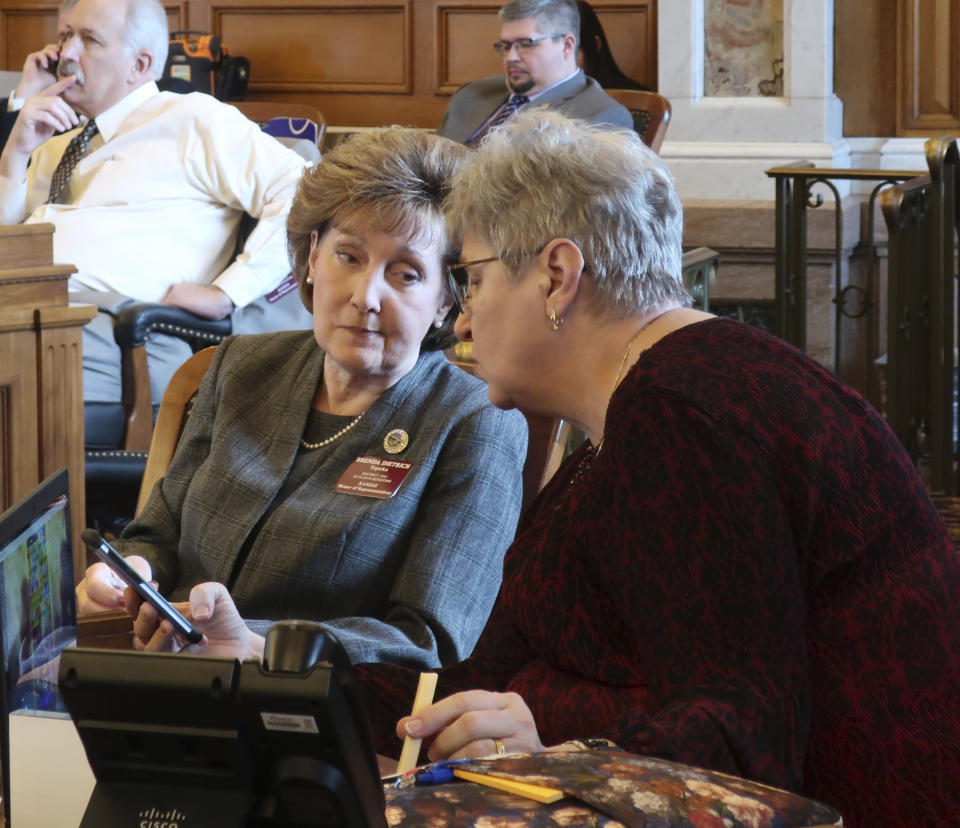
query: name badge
[{"left": 335, "top": 455, "right": 413, "bottom": 499}]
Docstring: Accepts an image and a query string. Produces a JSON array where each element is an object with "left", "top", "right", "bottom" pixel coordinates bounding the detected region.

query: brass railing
[
  {"left": 765, "top": 165, "right": 921, "bottom": 361},
  {"left": 766, "top": 139, "right": 960, "bottom": 494}
]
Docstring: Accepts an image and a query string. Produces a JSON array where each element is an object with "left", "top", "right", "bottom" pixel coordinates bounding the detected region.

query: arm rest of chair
[
  {"left": 111, "top": 304, "right": 230, "bottom": 452},
  {"left": 113, "top": 302, "right": 233, "bottom": 349}
]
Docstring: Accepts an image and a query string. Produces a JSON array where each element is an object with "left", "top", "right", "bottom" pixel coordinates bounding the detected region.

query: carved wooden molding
[
  {"left": 435, "top": 3, "right": 501, "bottom": 94},
  {"left": 208, "top": 1, "right": 413, "bottom": 93},
  {"left": 164, "top": 3, "right": 190, "bottom": 28},
  {"left": 897, "top": 0, "right": 960, "bottom": 135}
]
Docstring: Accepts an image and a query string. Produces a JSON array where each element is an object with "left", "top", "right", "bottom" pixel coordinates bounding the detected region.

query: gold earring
[
  {"left": 548, "top": 309, "right": 563, "bottom": 331},
  {"left": 305, "top": 275, "right": 314, "bottom": 285}
]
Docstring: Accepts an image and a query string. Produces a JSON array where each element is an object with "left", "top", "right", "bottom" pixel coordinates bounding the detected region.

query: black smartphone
[{"left": 80, "top": 529, "right": 203, "bottom": 644}]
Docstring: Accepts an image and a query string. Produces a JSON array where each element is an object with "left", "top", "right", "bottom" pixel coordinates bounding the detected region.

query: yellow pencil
[
  {"left": 395, "top": 671, "right": 439, "bottom": 774},
  {"left": 452, "top": 768, "right": 566, "bottom": 803}
]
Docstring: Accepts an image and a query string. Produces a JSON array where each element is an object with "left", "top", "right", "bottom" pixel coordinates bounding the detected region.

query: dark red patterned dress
[{"left": 358, "top": 317, "right": 960, "bottom": 827}]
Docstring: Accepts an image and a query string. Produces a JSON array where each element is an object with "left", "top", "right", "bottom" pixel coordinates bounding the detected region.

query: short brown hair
[{"left": 286, "top": 128, "right": 468, "bottom": 351}]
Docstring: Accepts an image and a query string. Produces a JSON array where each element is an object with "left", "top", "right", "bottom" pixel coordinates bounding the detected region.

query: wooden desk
[
  {"left": 7, "top": 715, "right": 842, "bottom": 828},
  {"left": 8, "top": 713, "right": 94, "bottom": 828},
  {"left": 0, "top": 224, "right": 95, "bottom": 581}
]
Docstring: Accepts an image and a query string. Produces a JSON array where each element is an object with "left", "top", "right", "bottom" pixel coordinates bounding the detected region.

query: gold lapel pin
[{"left": 384, "top": 428, "right": 410, "bottom": 454}]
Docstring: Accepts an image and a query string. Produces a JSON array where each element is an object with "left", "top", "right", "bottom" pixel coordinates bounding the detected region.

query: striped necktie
[
  {"left": 47, "top": 119, "right": 99, "bottom": 204},
  {"left": 466, "top": 95, "right": 529, "bottom": 148}
]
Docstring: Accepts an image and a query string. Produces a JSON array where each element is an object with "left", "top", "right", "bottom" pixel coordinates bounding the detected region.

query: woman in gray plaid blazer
[{"left": 77, "top": 128, "right": 527, "bottom": 669}]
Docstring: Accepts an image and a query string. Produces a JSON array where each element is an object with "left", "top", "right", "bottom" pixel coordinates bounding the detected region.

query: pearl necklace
[{"left": 299, "top": 411, "right": 364, "bottom": 450}]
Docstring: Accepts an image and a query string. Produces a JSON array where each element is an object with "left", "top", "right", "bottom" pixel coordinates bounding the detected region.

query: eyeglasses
[
  {"left": 492, "top": 34, "right": 564, "bottom": 56},
  {"left": 446, "top": 257, "right": 498, "bottom": 313}
]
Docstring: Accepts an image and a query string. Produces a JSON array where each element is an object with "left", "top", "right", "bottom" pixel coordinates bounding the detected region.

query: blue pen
[{"left": 415, "top": 758, "right": 474, "bottom": 785}]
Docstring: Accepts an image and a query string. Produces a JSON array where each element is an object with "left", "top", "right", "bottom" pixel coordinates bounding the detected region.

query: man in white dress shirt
[{"left": 0, "top": 0, "right": 306, "bottom": 404}]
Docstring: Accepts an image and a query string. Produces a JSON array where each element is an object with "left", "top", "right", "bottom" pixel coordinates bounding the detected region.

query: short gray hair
[
  {"left": 445, "top": 110, "right": 690, "bottom": 320},
  {"left": 287, "top": 128, "right": 469, "bottom": 350},
  {"left": 123, "top": 0, "right": 169, "bottom": 80},
  {"left": 499, "top": 0, "right": 580, "bottom": 48}
]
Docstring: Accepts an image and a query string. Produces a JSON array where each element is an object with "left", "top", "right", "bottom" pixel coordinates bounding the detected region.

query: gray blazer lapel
[{"left": 222, "top": 333, "right": 324, "bottom": 522}]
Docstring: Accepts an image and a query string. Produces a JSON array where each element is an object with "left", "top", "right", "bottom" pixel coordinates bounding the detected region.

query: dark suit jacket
[{"left": 437, "top": 70, "right": 632, "bottom": 143}]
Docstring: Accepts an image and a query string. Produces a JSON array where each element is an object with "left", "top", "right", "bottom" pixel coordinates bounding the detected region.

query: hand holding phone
[
  {"left": 81, "top": 529, "right": 203, "bottom": 644},
  {"left": 15, "top": 43, "right": 61, "bottom": 100}
]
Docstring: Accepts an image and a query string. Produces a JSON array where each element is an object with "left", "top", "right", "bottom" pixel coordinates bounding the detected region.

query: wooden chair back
[
  {"left": 604, "top": 89, "right": 671, "bottom": 153},
  {"left": 135, "top": 347, "right": 217, "bottom": 514}
]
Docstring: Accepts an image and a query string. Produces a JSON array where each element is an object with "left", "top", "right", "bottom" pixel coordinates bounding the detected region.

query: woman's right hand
[
  {"left": 397, "top": 690, "right": 546, "bottom": 761},
  {"left": 133, "top": 582, "right": 265, "bottom": 661},
  {"left": 75, "top": 555, "right": 152, "bottom": 616}
]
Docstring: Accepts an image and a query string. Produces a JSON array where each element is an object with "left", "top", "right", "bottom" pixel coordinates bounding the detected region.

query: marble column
[{"left": 658, "top": 0, "right": 850, "bottom": 201}]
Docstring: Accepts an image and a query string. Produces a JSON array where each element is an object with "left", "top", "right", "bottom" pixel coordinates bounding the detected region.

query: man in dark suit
[{"left": 437, "top": 0, "right": 631, "bottom": 145}]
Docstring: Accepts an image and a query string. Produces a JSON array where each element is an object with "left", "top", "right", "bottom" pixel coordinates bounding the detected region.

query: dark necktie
[
  {"left": 47, "top": 119, "right": 99, "bottom": 204},
  {"left": 466, "top": 95, "right": 529, "bottom": 148}
]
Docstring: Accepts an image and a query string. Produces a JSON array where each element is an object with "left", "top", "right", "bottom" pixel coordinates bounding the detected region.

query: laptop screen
[{"left": 0, "top": 468, "right": 77, "bottom": 823}]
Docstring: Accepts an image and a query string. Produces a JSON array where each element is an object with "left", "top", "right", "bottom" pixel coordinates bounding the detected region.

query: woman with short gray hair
[
  {"left": 358, "top": 111, "right": 960, "bottom": 828},
  {"left": 444, "top": 107, "right": 688, "bottom": 319}
]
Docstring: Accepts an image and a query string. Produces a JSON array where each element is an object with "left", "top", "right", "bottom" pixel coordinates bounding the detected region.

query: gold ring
[{"left": 494, "top": 739, "right": 506, "bottom": 755}]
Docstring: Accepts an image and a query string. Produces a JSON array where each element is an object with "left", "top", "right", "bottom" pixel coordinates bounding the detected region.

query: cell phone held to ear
[{"left": 80, "top": 528, "right": 203, "bottom": 644}]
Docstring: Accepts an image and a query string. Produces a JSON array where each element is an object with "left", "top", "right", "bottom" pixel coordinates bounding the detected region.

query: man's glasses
[
  {"left": 492, "top": 34, "right": 564, "bottom": 56},
  {"left": 446, "top": 257, "right": 498, "bottom": 313}
]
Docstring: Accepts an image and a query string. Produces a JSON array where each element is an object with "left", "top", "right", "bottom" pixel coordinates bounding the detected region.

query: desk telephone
[{"left": 59, "top": 621, "right": 388, "bottom": 827}]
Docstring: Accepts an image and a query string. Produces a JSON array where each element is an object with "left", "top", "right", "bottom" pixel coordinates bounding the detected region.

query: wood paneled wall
[
  {"left": 6, "top": 1, "right": 951, "bottom": 136},
  {"left": 0, "top": 0, "right": 656, "bottom": 129},
  {"left": 895, "top": 0, "right": 960, "bottom": 135},
  {"left": 834, "top": 0, "right": 897, "bottom": 137},
  {"left": 835, "top": 0, "right": 960, "bottom": 137}
]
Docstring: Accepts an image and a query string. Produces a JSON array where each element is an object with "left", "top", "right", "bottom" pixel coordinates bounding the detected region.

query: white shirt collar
[
  {"left": 527, "top": 68, "right": 581, "bottom": 102},
  {"left": 88, "top": 81, "right": 159, "bottom": 142}
]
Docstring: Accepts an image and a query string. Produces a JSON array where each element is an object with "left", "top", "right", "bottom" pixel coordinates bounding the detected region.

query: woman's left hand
[
  {"left": 132, "top": 582, "right": 264, "bottom": 660},
  {"left": 397, "top": 690, "right": 545, "bottom": 761}
]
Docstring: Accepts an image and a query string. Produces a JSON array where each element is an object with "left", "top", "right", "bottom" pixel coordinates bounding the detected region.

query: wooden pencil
[{"left": 395, "top": 671, "right": 439, "bottom": 774}]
